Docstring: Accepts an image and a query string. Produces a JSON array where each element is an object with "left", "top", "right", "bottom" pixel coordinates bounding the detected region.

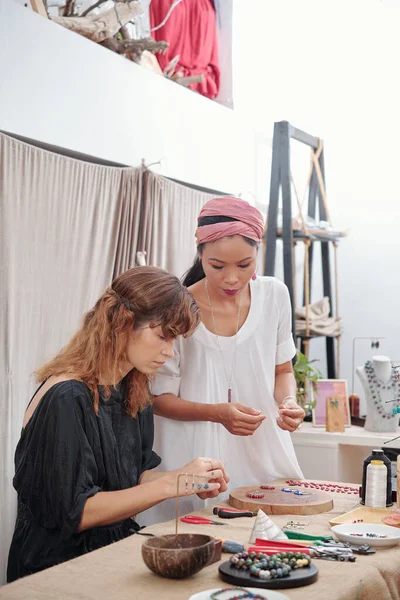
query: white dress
[{"left": 141, "top": 277, "right": 304, "bottom": 525}]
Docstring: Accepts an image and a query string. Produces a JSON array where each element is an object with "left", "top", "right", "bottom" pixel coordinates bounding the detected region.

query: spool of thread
[
  {"left": 361, "top": 449, "right": 392, "bottom": 507},
  {"left": 365, "top": 460, "right": 387, "bottom": 508},
  {"left": 397, "top": 456, "right": 400, "bottom": 509}
]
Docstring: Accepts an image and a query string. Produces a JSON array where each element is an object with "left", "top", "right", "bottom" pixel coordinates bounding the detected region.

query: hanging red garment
[{"left": 150, "top": 0, "right": 221, "bottom": 100}]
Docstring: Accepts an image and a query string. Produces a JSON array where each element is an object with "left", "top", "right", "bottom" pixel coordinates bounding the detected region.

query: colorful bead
[
  {"left": 247, "top": 491, "right": 265, "bottom": 499},
  {"left": 259, "top": 569, "right": 271, "bottom": 579}
]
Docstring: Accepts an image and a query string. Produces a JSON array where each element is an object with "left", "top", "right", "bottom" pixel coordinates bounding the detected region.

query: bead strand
[
  {"left": 286, "top": 480, "right": 359, "bottom": 495},
  {"left": 210, "top": 589, "right": 265, "bottom": 600},
  {"left": 229, "top": 551, "right": 311, "bottom": 581}
]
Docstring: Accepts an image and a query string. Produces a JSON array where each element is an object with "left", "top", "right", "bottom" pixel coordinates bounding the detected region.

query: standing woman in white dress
[{"left": 148, "top": 196, "right": 305, "bottom": 521}]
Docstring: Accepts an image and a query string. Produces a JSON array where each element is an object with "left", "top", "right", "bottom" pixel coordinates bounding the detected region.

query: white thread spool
[{"left": 365, "top": 460, "right": 387, "bottom": 508}]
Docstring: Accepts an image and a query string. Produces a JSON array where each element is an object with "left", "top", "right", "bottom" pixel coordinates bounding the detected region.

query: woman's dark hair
[{"left": 182, "top": 215, "right": 259, "bottom": 287}]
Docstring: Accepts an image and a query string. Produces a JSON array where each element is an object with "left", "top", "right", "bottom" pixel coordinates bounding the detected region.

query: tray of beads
[
  {"left": 328, "top": 505, "right": 394, "bottom": 527},
  {"left": 229, "top": 485, "right": 333, "bottom": 516},
  {"left": 331, "top": 523, "right": 400, "bottom": 548},
  {"left": 218, "top": 551, "right": 318, "bottom": 590}
]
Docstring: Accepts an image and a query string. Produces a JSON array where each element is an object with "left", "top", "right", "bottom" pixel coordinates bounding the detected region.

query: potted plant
[{"left": 293, "top": 351, "right": 322, "bottom": 419}]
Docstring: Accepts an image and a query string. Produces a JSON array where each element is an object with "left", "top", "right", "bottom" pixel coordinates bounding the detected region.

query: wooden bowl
[{"left": 142, "top": 533, "right": 215, "bottom": 579}]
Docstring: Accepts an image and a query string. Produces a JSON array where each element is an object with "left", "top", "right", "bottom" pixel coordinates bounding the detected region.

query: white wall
[
  {"left": 3, "top": 1, "right": 400, "bottom": 402},
  {"left": 0, "top": 0, "right": 255, "bottom": 196},
  {"left": 233, "top": 0, "right": 400, "bottom": 411}
]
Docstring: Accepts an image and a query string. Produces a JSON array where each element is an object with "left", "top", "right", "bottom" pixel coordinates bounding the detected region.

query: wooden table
[{"left": 1, "top": 480, "right": 400, "bottom": 600}]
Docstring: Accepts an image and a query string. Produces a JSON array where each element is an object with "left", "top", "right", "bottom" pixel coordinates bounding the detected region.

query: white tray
[{"left": 331, "top": 523, "right": 400, "bottom": 548}]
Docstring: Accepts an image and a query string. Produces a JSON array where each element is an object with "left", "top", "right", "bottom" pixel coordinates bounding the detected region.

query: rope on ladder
[{"left": 291, "top": 139, "right": 341, "bottom": 375}]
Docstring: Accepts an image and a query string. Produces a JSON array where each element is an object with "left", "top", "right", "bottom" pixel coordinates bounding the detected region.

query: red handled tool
[
  {"left": 180, "top": 515, "right": 227, "bottom": 526},
  {"left": 247, "top": 538, "right": 311, "bottom": 556},
  {"left": 212, "top": 507, "right": 257, "bottom": 519}
]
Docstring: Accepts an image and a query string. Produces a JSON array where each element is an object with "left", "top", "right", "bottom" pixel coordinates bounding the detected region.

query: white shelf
[
  {"left": 292, "top": 422, "right": 400, "bottom": 448},
  {"left": 290, "top": 422, "right": 399, "bottom": 483}
]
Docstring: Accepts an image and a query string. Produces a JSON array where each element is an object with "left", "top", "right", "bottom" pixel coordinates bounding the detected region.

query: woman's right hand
[
  {"left": 214, "top": 403, "right": 266, "bottom": 436},
  {"left": 164, "top": 457, "right": 229, "bottom": 499}
]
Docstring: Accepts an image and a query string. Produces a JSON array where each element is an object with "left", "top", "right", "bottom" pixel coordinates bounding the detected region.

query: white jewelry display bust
[{"left": 356, "top": 355, "right": 399, "bottom": 433}]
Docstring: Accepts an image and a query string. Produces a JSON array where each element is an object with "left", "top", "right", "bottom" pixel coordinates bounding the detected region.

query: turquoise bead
[{"left": 393, "top": 408, "right": 397, "bottom": 415}]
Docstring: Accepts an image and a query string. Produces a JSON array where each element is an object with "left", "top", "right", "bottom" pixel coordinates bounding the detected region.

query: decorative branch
[
  {"left": 102, "top": 37, "right": 168, "bottom": 62},
  {"left": 119, "top": 24, "right": 132, "bottom": 40},
  {"left": 80, "top": 0, "right": 108, "bottom": 17},
  {"left": 63, "top": 0, "right": 75, "bottom": 16},
  {"left": 163, "top": 55, "right": 179, "bottom": 78},
  {"left": 81, "top": 0, "right": 135, "bottom": 17},
  {"left": 175, "top": 74, "right": 204, "bottom": 87},
  {"left": 30, "top": 0, "right": 48, "bottom": 17},
  {"left": 52, "top": 1, "right": 143, "bottom": 42}
]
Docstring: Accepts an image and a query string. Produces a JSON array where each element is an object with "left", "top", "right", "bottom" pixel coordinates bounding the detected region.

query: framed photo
[{"left": 312, "top": 379, "right": 350, "bottom": 427}]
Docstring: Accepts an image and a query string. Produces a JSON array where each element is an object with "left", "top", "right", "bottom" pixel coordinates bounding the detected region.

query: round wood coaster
[
  {"left": 229, "top": 486, "right": 333, "bottom": 515},
  {"left": 219, "top": 561, "right": 318, "bottom": 589}
]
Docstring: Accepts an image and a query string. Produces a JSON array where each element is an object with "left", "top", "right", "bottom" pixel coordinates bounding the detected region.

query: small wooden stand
[{"left": 325, "top": 396, "right": 345, "bottom": 432}]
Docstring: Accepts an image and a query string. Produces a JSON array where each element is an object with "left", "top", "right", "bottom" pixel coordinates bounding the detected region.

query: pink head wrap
[{"left": 195, "top": 196, "right": 264, "bottom": 246}]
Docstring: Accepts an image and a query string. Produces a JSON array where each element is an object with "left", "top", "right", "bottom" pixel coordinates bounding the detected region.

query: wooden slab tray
[
  {"left": 329, "top": 505, "right": 395, "bottom": 527},
  {"left": 229, "top": 486, "right": 333, "bottom": 515},
  {"left": 219, "top": 561, "right": 318, "bottom": 590}
]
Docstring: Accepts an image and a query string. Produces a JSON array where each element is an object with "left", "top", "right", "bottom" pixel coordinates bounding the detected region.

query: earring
[{"left": 252, "top": 272, "right": 257, "bottom": 281}]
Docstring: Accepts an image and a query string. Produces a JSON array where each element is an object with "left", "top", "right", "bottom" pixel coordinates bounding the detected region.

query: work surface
[{"left": 1, "top": 480, "right": 399, "bottom": 600}]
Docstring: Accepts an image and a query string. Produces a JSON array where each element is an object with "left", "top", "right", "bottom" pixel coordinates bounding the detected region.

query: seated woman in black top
[{"left": 7, "top": 266, "right": 229, "bottom": 582}]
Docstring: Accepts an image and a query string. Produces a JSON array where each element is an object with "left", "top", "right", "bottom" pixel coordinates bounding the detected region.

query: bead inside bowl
[{"left": 142, "top": 533, "right": 215, "bottom": 579}]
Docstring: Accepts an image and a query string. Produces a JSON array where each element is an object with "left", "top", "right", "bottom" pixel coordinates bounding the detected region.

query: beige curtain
[
  {"left": 138, "top": 171, "right": 218, "bottom": 278},
  {"left": 0, "top": 132, "right": 142, "bottom": 583}
]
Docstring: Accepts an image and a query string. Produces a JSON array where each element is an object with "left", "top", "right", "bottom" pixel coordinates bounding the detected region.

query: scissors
[{"left": 180, "top": 515, "right": 227, "bottom": 526}]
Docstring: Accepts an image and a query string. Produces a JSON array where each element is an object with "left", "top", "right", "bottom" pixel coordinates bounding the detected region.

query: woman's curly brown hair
[{"left": 35, "top": 266, "right": 200, "bottom": 416}]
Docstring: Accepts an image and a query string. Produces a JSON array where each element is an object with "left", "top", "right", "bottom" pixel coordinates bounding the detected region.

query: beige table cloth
[{"left": 1, "top": 480, "right": 399, "bottom": 600}]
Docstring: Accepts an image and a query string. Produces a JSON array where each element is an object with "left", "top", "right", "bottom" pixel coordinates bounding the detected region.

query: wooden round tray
[
  {"left": 219, "top": 561, "right": 318, "bottom": 589},
  {"left": 229, "top": 486, "right": 333, "bottom": 515}
]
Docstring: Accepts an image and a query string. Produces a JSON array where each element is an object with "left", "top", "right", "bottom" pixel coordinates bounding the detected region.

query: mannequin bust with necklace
[{"left": 356, "top": 355, "right": 400, "bottom": 433}]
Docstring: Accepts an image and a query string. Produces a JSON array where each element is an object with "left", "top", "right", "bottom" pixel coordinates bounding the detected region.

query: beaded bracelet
[
  {"left": 210, "top": 588, "right": 265, "bottom": 600},
  {"left": 229, "top": 551, "right": 311, "bottom": 581}
]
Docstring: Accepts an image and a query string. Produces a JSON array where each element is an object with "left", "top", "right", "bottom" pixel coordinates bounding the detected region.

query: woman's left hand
[{"left": 276, "top": 398, "right": 305, "bottom": 433}]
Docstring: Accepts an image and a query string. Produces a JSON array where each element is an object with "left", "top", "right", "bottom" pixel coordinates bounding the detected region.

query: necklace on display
[
  {"left": 364, "top": 360, "right": 400, "bottom": 419},
  {"left": 204, "top": 279, "right": 243, "bottom": 403}
]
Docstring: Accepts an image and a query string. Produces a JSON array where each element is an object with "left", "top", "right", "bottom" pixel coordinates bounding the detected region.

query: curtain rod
[
  {"left": 1, "top": 131, "right": 229, "bottom": 195},
  {"left": 165, "top": 176, "right": 228, "bottom": 197},
  {"left": 0, "top": 131, "right": 128, "bottom": 168}
]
